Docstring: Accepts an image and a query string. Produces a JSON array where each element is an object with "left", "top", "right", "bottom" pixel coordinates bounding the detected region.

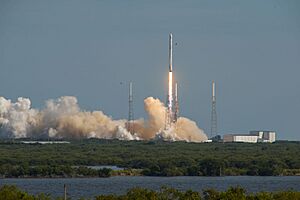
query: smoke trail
[{"left": 0, "top": 96, "right": 207, "bottom": 142}]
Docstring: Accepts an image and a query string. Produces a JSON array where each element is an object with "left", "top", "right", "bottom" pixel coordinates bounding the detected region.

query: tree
[{"left": 199, "top": 159, "right": 223, "bottom": 176}]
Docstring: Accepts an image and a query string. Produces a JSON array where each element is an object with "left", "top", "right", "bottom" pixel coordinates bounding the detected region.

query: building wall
[
  {"left": 223, "top": 134, "right": 234, "bottom": 142},
  {"left": 263, "top": 131, "right": 276, "bottom": 143},
  {"left": 251, "top": 131, "right": 276, "bottom": 143},
  {"left": 223, "top": 131, "right": 276, "bottom": 143},
  {"left": 223, "top": 134, "right": 258, "bottom": 143},
  {"left": 233, "top": 135, "right": 258, "bottom": 143}
]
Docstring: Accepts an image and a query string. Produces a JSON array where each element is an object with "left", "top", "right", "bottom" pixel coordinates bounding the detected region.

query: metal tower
[
  {"left": 174, "top": 82, "right": 179, "bottom": 122},
  {"left": 127, "top": 81, "right": 134, "bottom": 134},
  {"left": 211, "top": 81, "right": 217, "bottom": 138}
]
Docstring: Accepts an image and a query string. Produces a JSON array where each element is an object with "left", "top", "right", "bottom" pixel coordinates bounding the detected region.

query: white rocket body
[
  {"left": 167, "top": 33, "right": 173, "bottom": 123},
  {"left": 169, "top": 33, "right": 173, "bottom": 72}
]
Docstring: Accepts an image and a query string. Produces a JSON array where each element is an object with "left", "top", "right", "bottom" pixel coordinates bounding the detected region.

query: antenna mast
[
  {"left": 211, "top": 81, "right": 217, "bottom": 138},
  {"left": 174, "top": 82, "right": 179, "bottom": 122},
  {"left": 128, "top": 81, "right": 134, "bottom": 133}
]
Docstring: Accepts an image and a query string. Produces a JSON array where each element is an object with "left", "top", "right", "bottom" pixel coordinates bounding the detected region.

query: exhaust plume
[{"left": 0, "top": 96, "right": 207, "bottom": 142}]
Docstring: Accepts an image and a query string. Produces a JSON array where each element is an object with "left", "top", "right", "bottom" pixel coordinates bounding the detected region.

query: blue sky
[{"left": 0, "top": 0, "right": 299, "bottom": 140}]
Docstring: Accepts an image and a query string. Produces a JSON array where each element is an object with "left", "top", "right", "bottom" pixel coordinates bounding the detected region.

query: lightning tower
[
  {"left": 210, "top": 81, "right": 217, "bottom": 138},
  {"left": 127, "top": 81, "right": 134, "bottom": 133},
  {"left": 174, "top": 82, "right": 179, "bottom": 122}
]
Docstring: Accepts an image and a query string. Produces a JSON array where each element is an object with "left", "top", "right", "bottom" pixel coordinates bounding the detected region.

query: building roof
[{"left": 224, "top": 133, "right": 255, "bottom": 136}]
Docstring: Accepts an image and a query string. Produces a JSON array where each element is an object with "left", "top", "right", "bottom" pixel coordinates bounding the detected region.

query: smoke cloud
[{"left": 0, "top": 96, "right": 207, "bottom": 142}]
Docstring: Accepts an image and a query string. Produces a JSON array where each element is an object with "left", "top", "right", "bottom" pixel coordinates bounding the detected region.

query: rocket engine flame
[{"left": 167, "top": 71, "right": 173, "bottom": 116}]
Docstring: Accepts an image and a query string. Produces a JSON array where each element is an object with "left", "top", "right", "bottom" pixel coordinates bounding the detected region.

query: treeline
[
  {"left": 1, "top": 185, "right": 300, "bottom": 200},
  {"left": 95, "top": 187, "right": 300, "bottom": 200},
  {"left": 0, "top": 139, "right": 300, "bottom": 177},
  {"left": 140, "top": 158, "right": 284, "bottom": 176},
  {"left": 0, "top": 165, "right": 112, "bottom": 178},
  {"left": 0, "top": 160, "right": 293, "bottom": 178}
]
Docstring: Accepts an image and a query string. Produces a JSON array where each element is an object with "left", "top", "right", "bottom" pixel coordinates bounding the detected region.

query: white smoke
[
  {"left": 0, "top": 96, "right": 207, "bottom": 142},
  {"left": 0, "top": 97, "right": 38, "bottom": 138}
]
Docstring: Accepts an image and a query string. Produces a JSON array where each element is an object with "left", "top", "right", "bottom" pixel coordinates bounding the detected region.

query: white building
[
  {"left": 223, "top": 131, "right": 276, "bottom": 143},
  {"left": 250, "top": 131, "right": 276, "bottom": 143},
  {"left": 21, "top": 141, "right": 70, "bottom": 144},
  {"left": 223, "top": 134, "right": 258, "bottom": 143}
]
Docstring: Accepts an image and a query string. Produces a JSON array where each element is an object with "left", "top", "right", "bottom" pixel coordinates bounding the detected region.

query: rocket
[
  {"left": 166, "top": 33, "right": 174, "bottom": 127},
  {"left": 169, "top": 33, "right": 173, "bottom": 72},
  {"left": 165, "top": 33, "right": 180, "bottom": 128},
  {"left": 167, "top": 33, "right": 173, "bottom": 111}
]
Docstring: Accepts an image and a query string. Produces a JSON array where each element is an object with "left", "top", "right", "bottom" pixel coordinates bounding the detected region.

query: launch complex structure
[
  {"left": 165, "top": 33, "right": 218, "bottom": 137},
  {"left": 127, "top": 81, "right": 134, "bottom": 134},
  {"left": 164, "top": 33, "right": 217, "bottom": 137},
  {"left": 211, "top": 81, "right": 217, "bottom": 138},
  {"left": 126, "top": 33, "right": 216, "bottom": 136},
  {"left": 126, "top": 34, "right": 179, "bottom": 133},
  {"left": 165, "top": 33, "right": 179, "bottom": 129}
]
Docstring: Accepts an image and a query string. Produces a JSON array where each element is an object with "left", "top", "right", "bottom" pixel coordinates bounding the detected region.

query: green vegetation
[
  {"left": 95, "top": 187, "right": 300, "bottom": 200},
  {"left": 0, "top": 165, "right": 113, "bottom": 178},
  {"left": 0, "top": 185, "right": 51, "bottom": 200},
  {"left": 0, "top": 139, "right": 300, "bottom": 177},
  {"left": 1, "top": 185, "right": 300, "bottom": 200}
]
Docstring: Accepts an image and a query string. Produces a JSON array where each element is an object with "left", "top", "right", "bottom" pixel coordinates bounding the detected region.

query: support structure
[
  {"left": 127, "top": 81, "right": 134, "bottom": 134},
  {"left": 211, "top": 81, "right": 217, "bottom": 138},
  {"left": 174, "top": 82, "right": 179, "bottom": 122}
]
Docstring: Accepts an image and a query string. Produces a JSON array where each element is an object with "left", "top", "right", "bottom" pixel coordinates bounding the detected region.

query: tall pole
[
  {"left": 128, "top": 81, "right": 134, "bottom": 133},
  {"left": 174, "top": 82, "right": 179, "bottom": 122},
  {"left": 211, "top": 81, "right": 217, "bottom": 139},
  {"left": 64, "top": 184, "right": 67, "bottom": 200}
]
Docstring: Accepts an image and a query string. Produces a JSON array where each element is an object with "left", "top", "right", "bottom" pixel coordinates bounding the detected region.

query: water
[{"left": 1, "top": 176, "right": 300, "bottom": 199}]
